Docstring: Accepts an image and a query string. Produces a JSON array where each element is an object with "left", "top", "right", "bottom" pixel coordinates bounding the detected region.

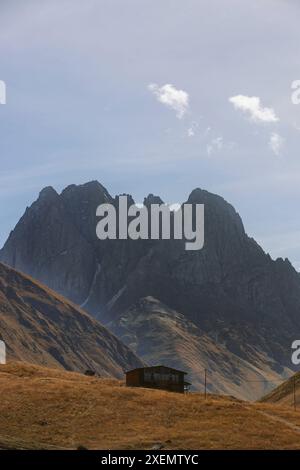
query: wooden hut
[{"left": 126, "top": 365, "right": 190, "bottom": 393}]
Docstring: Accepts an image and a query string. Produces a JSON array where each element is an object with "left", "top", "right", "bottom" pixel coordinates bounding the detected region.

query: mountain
[
  {"left": 1, "top": 180, "right": 300, "bottom": 398},
  {"left": 0, "top": 262, "right": 143, "bottom": 376},
  {"left": 261, "top": 371, "right": 300, "bottom": 406},
  {"left": 108, "top": 296, "right": 292, "bottom": 400}
]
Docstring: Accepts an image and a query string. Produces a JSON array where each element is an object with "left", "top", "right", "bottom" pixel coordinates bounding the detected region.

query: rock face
[
  {"left": 0, "top": 182, "right": 111, "bottom": 305},
  {"left": 0, "top": 262, "right": 143, "bottom": 376},
  {"left": 1, "top": 180, "right": 300, "bottom": 398}
]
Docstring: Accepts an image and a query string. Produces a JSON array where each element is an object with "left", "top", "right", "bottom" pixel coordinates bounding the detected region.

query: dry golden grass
[{"left": 1, "top": 362, "right": 300, "bottom": 450}]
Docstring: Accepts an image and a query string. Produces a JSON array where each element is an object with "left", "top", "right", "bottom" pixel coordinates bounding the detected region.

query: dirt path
[{"left": 253, "top": 408, "right": 300, "bottom": 434}]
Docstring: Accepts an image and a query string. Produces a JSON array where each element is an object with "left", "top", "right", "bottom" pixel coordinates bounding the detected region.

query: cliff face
[
  {"left": 1, "top": 181, "right": 300, "bottom": 397},
  {"left": 0, "top": 183, "right": 110, "bottom": 305},
  {"left": 0, "top": 262, "right": 143, "bottom": 376}
]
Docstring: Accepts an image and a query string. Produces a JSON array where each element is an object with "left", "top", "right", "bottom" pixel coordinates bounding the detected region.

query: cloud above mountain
[
  {"left": 148, "top": 83, "right": 189, "bottom": 119},
  {"left": 269, "top": 132, "right": 284, "bottom": 156},
  {"left": 229, "top": 95, "right": 279, "bottom": 123}
]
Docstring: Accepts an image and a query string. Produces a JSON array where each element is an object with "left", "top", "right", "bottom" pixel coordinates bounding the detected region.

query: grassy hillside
[
  {"left": 1, "top": 362, "right": 300, "bottom": 450},
  {"left": 0, "top": 262, "right": 142, "bottom": 376},
  {"left": 261, "top": 372, "right": 300, "bottom": 406}
]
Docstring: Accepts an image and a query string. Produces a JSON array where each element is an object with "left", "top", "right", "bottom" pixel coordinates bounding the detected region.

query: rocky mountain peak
[
  {"left": 38, "top": 186, "right": 59, "bottom": 202},
  {"left": 187, "top": 187, "right": 245, "bottom": 239},
  {"left": 143, "top": 194, "right": 164, "bottom": 207},
  {"left": 61, "top": 180, "right": 111, "bottom": 200}
]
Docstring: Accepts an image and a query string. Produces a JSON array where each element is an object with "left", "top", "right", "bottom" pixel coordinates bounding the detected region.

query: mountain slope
[
  {"left": 0, "top": 262, "right": 143, "bottom": 376},
  {"left": 261, "top": 372, "right": 300, "bottom": 406},
  {"left": 108, "top": 296, "right": 292, "bottom": 400}
]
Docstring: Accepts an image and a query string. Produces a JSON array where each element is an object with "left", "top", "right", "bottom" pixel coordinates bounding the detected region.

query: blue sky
[{"left": 1, "top": 0, "right": 300, "bottom": 267}]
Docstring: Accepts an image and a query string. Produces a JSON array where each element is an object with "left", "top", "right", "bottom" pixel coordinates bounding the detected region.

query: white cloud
[
  {"left": 168, "top": 203, "right": 181, "bottom": 212},
  {"left": 0, "top": 80, "right": 6, "bottom": 105},
  {"left": 229, "top": 95, "right": 279, "bottom": 123},
  {"left": 148, "top": 83, "right": 189, "bottom": 119},
  {"left": 293, "top": 123, "right": 300, "bottom": 132},
  {"left": 269, "top": 132, "right": 284, "bottom": 156},
  {"left": 186, "top": 121, "right": 200, "bottom": 137},
  {"left": 206, "top": 136, "right": 223, "bottom": 156}
]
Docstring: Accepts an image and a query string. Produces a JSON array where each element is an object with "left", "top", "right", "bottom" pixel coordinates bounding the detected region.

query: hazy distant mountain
[
  {"left": 1, "top": 180, "right": 300, "bottom": 398},
  {"left": 0, "top": 262, "right": 143, "bottom": 376}
]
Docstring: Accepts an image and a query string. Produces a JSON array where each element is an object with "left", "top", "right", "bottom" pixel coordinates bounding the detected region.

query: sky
[{"left": 1, "top": 0, "right": 300, "bottom": 268}]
